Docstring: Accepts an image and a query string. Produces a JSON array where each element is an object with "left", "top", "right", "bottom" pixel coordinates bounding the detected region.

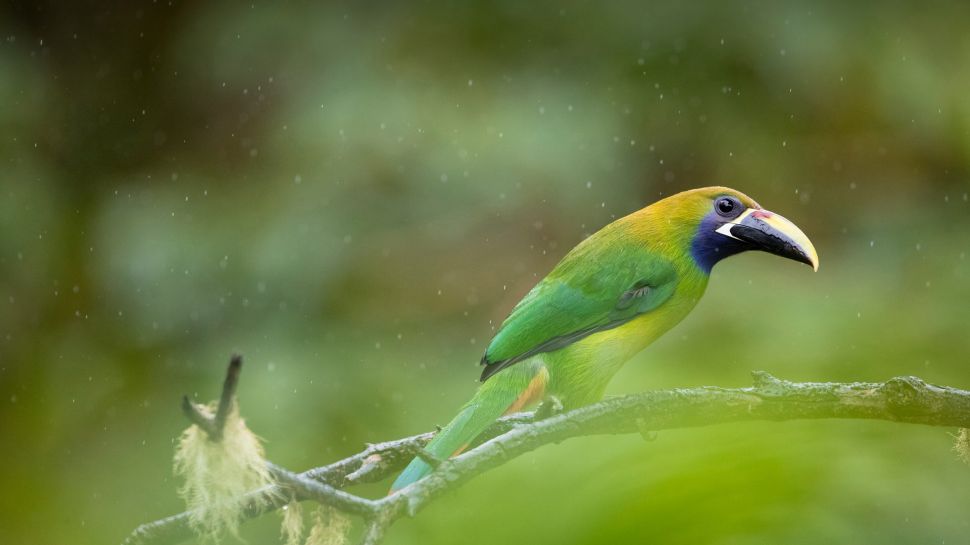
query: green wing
[{"left": 480, "top": 241, "right": 678, "bottom": 381}]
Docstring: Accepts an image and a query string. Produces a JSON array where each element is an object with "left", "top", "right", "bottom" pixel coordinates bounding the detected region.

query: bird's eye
[{"left": 715, "top": 197, "right": 740, "bottom": 217}]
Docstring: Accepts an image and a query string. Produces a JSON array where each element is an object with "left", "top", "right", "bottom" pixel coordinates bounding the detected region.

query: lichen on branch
[{"left": 174, "top": 399, "right": 275, "bottom": 541}]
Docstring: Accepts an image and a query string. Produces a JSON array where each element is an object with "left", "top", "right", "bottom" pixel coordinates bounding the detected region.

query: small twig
[
  {"left": 179, "top": 355, "right": 243, "bottom": 441},
  {"left": 212, "top": 354, "right": 243, "bottom": 440},
  {"left": 180, "top": 397, "right": 218, "bottom": 438},
  {"left": 268, "top": 463, "right": 377, "bottom": 517},
  {"left": 344, "top": 454, "right": 383, "bottom": 484}
]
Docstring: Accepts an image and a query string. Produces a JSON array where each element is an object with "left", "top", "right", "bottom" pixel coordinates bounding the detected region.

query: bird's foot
[{"left": 535, "top": 395, "right": 564, "bottom": 419}]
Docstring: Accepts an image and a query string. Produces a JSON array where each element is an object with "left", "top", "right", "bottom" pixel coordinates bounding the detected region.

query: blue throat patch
[{"left": 690, "top": 212, "right": 749, "bottom": 273}]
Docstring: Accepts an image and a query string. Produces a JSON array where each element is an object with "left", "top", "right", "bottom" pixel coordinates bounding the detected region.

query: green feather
[
  {"left": 481, "top": 239, "right": 678, "bottom": 380},
  {"left": 389, "top": 361, "right": 544, "bottom": 492}
]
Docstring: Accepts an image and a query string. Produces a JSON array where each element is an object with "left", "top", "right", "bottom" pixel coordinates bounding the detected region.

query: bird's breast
[{"left": 571, "top": 285, "right": 705, "bottom": 374}]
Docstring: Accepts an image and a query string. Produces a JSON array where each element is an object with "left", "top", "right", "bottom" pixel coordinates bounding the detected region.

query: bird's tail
[{"left": 389, "top": 361, "right": 547, "bottom": 493}]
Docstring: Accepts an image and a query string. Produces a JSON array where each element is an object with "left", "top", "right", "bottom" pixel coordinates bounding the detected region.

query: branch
[
  {"left": 268, "top": 463, "right": 377, "bottom": 518},
  {"left": 179, "top": 354, "right": 242, "bottom": 441},
  {"left": 123, "top": 407, "right": 531, "bottom": 545},
  {"left": 124, "top": 370, "right": 970, "bottom": 545}
]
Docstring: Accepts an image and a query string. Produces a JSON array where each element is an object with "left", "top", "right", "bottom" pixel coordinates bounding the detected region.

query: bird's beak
[{"left": 715, "top": 208, "right": 819, "bottom": 271}]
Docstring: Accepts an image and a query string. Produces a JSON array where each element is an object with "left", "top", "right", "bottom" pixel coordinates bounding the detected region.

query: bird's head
[{"left": 652, "top": 186, "right": 818, "bottom": 274}]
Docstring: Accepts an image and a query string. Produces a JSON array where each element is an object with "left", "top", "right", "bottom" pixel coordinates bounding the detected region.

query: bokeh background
[{"left": 2, "top": 1, "right": 969, "bottom": 544}]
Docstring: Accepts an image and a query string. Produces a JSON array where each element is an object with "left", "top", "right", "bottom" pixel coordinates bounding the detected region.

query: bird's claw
[{"left": 535, "top": 395, "right": 564, "bottom": 419}]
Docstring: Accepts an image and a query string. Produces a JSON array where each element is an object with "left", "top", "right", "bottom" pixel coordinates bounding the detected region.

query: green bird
[{"left": 390, "top": 186, "right": 818, "bottom": 492}]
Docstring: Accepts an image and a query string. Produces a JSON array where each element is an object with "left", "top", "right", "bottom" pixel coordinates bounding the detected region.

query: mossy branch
[{"left": 123, "top": 358, "right": 970, "bottom": 545}]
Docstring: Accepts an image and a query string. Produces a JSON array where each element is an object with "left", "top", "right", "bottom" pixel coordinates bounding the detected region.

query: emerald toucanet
[{"left": 391, "top": 186, "right": 818, "bottom": 492}]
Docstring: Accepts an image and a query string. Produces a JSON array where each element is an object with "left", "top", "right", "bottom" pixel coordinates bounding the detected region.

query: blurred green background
[{"left": 1, "top": 1, "right": 969, "bottom": 544}]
